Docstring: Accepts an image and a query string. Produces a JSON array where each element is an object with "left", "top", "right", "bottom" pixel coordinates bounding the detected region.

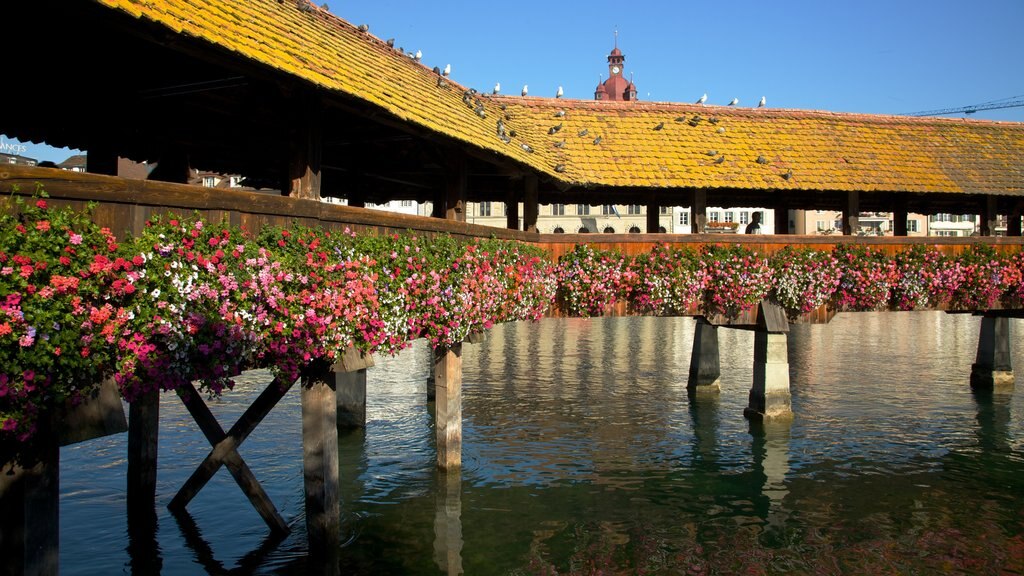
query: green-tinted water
[{"left": 60, "top": 313, "right": 1024, "bottom": 574}]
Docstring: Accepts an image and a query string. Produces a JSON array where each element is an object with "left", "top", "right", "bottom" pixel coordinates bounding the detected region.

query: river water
[{"left": 59, "top": 313, "right": 1024, "bottom": 574}]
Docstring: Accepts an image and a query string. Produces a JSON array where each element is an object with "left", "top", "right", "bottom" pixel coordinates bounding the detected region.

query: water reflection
[
  {"left": 432, "top": 470, "right": 463, "bottom": 575},
  {"left": 54, "top": 315, "right": 1024, "bottom": 574}
]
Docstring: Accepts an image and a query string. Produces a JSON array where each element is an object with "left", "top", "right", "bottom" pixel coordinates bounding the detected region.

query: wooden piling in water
[
  {"left": 688, "top": 318, "right": 721, "bottom": 394},
  {"left": 127, "top": 390, "right": 160, "bottom": 517},
  {"left": 971, "top": 315, "right": 1014, "bottom": 389},
  {"left": 745, "top": 301, "right": 793, "bottom": 421},
  {"left": 302, "top": 365, "right": 340, "bottom": 556},
  {"left": 434, "top": 345, "right": 463, "bottom": 470},
  {"left": 335, "top": 348, "right": 373, "bottom": 429}
]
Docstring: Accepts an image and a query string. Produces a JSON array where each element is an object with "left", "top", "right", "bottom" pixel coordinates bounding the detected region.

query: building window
[
  {"left": 627, "top": 204, "right": 642, "bottom": 215},
  {"left": 479, "top": 202, "right": 492, "bottom": 217},
  {"left": 577, "top": 204, "right": 590, "bottom": 216},
  {"left": 202, "top": 176, "right": 217, "bottom": 187},
  {"left": 228, "top": 176, "right": 242, "bottom": 188},
  {"left": 578, "top": 226, "right": 590, "bottom": 233},
  {"left": 658, "top": 226, "right": 667, "bottom": 233},
  {"left": 400, "top": 200, "right": 413, "bottom": 207},
  {"left": 679, "top": 212, "right": 689, "bottom": 226},
  {"left": 552, "top": 227, "right": 565, "bottom": 234},
  {"left": 723, "top": 212, "right": 734, "bottom": 223},
  {"left": 931, "top": 213, "right": 951, "bottom": 222},
  {"left": 602, "top": 205, "right": 615, "bottom": 215},
  {"left": 628, "top": 226, "right": 641, "bottom": 233},
  {"left": 816, "top": 220, "right": 828, "bottom": 232},
  {"left": 603, "top": 226, "right": 616, "bottom": 233},
  {"left": 660, "top": 206, "right": 670, "bottom": 215},
  {"left": 935, "top": 230, "right": 957, "bottom": 237},
  {"left": 8, "top": 157, "right": 17, "bottom": 164},
  {"left": 709, "top": 212, "right": 720, "bottom": 222},
  {"left": 907, "top": 220, "right": 919, "bottom": 233},
  {"left": 551, "top": 204, "right": 565, "bottom": 216},
  {"left": 739, "top": 211, "right": 749, "bottom": 224}
]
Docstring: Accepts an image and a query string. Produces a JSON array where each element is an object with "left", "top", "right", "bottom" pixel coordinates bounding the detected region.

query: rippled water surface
[{"left": 60, "top": 313, "right": 1024, "bottom": 574}]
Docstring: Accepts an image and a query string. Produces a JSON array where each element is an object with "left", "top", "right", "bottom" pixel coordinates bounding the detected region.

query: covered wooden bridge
[
  {"left": 5, "top": 0, "right": 1024, "bottom": 236},
  {"left": 3, "top": 1, "right": 1024, "bottom": 574}
]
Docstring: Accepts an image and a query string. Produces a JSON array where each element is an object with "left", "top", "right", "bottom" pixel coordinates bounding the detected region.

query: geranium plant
[
  {"left": 1, "top": 191, "right": 128, "bottom": 461},
  {"left": 700, "top": 244, "right": 773, "bottom": 319},
  {"left": 770, "top": 246, "right": 841, "bottom": 319}
]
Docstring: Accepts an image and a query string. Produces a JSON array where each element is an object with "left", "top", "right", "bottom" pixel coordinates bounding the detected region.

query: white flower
[{"left": 151, "top": 288, "right": 161, "bottom": 299}]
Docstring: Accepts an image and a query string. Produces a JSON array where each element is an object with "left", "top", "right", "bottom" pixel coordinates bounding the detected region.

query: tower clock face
[{"left": 611, "top": 66, "right": 620, "bottom": 75}]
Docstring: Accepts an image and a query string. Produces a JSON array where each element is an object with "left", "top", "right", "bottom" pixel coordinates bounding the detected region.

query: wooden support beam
[
  {"left": 893, "top": 195, "right": 909, "bottom": 237},
  {"left": 505, "top": 180, "right": 520, "bottom": 230},
  {"left": 773, "top": 207, "right": 789, "bottom": 235},
  {"left": 285, "top": 92, "right": 323, "bottom": 200},
  {"left": 127, "top": 391, "right": 160, "bottom": 520},
  {"left": 442, "top": 154, "right": 468, "bottom": 222},
  {"left": 523, "top": 175, "right": 539, "bottom": 233},
  {"left": 980, "top": 194, "right": 998, "bottom": 236},
  {"left": 689, "top": 189, "right": 707, "bottom": 234},
  {"left": 1010, "top": 202, "right": 1023, "bottom": 237},
  {"left": 970, "top": 315, "right": 1014, "bottom": 388},
  {"left": 168, "top": 381, "right": 291, "bottom": 535},
  {"left": 646, "top": 202, "right": 660, "bottom": 233},
  {"left": 842, "top": 191, "right": 860, "bottom": 235},
  {"left": 426, "top": 346, "right": 439, "bottom": 401},
  {"left": 335, "top": 348, "right": 373, "bottom": 429},
  {"left": 435, "top": 345, "right": 463, "bottom": 470},
  {"left": 302, "top": 364, "right": 340, "bottom": 556},
  {"left": 688, "top": 318, "right": 721, "bottom": 393}
]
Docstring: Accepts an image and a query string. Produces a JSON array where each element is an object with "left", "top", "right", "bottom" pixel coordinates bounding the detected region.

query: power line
[{"left": 905, "top": 94, "right": 1024, "bottom": 117}]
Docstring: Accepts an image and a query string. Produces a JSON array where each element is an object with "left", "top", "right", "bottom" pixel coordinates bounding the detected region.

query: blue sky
[{"left": 6, "top": 0, "right": 1023, "bottom": 164}]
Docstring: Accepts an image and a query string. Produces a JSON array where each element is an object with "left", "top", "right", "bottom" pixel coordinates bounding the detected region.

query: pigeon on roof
[
  {"left": 522, "top": 85, "right": 529, "bottom": 97},
  {"left": 758, "top": 96, "right": 766, "bottom": 108},
  {"left": 696, "top": 93, "right": 707, "bottom": 105},
  {"left": 414, "top": 50, "right": 422, "bottom": 61},
  {"left": 556, "top": 86, "right": 564, "bottom": 98},
  {"left": 654, "top": 122, "right": 664, "bottom": 130},
  {"left": 493, "top": 82, "right": 500, "bottom": 95},
  {"left": 357, "top": 23, "right": 368, "bottom": 32},
  {"left": 386, "top": 38, "right": 395, "bottom": 48},
  {"left": 728, "top": 98, "right": 739, "bottom": 106},
  {"left": 443, "top": 64, "right": 451, "bottom": 77}
]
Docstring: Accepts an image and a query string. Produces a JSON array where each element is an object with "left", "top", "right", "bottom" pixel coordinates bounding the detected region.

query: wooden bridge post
[
  {"left": 127, "top": 391, "right": 160, "bottom": 518},
  {"left": 523, "top": 175, "right": 539, "bottom": 233},
  {"left": 434, "top": 344, "right": 463, "bottom": 470},
  {"left": 773, "top": 206, "right": 789, "bottom": 235},
  {"left": 970, "top": 315, "right": 1014, "bottom": 389},
  {"left": 688, "top": 317, "right": 721, "bottom": 394},
  {"left": 689, "top": 189, "right": 707, "bottom": 234},
  {"left": 745, "top": 301, "right": 793, "bottom": 420},
  {"left": 302, "top": 364, "right": 340, "bottom": 557},
  {"left": 842, "top": 191, "right": 860, "bottom": 235},
  {"left": 646, "top": 201, "right": 660, "bottom": 233},
  {"left": 893, "top": 195, "right": 909, "bottom": 237},
  {"left": 505, "top": 179, "right": 520, "bottom": 230},
  {"left": 335, "top": 348, "right": 373, "bottom": 428},
  {"left": 980, "top": 195, "right": 998, "bottom": 236}
]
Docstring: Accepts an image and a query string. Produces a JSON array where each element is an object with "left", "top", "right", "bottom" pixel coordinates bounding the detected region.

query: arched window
[
  {"left": 552, "top": 227, "right": 565, "bottom": 234},
  {"left": 603, "top": 226, "right": 615, "bottom": 234},
  {"left": 658, "top": 226, "right": 667, "bottom": 233},
  {"left": 628, "top": 226, "right": 641, "bottom": 233},
  {"left": 578, "top": 227, "right": 590, "bottom": 234}
]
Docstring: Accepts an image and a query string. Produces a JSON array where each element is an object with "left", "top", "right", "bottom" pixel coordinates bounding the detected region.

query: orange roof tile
[
  {"left": 95, "top": 0, "right": 1024, "bottom": 196},
  {"left": 494, "top": 98, "right": 1024, "bottom": 195}
]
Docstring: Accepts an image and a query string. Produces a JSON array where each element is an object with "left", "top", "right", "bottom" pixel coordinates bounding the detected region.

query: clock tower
[{"left": 594, "top": 34, "right": 636, "bottom": 101}]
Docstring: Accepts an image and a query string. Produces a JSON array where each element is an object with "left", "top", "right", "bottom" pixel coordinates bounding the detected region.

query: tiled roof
[
  {"left": 96, "top": 0, "right": 547, "bottom": 171},
  {"left": 494, "top": 98, "right": 1024, "bottom": 195},
  {"left": 96, "top": 0, "right": 1024, "bottom": 196}
]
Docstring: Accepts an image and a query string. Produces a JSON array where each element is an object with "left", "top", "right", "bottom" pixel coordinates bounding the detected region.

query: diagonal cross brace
[{"left": 168, "top": 376, "right": 296, "bottom": 536}]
